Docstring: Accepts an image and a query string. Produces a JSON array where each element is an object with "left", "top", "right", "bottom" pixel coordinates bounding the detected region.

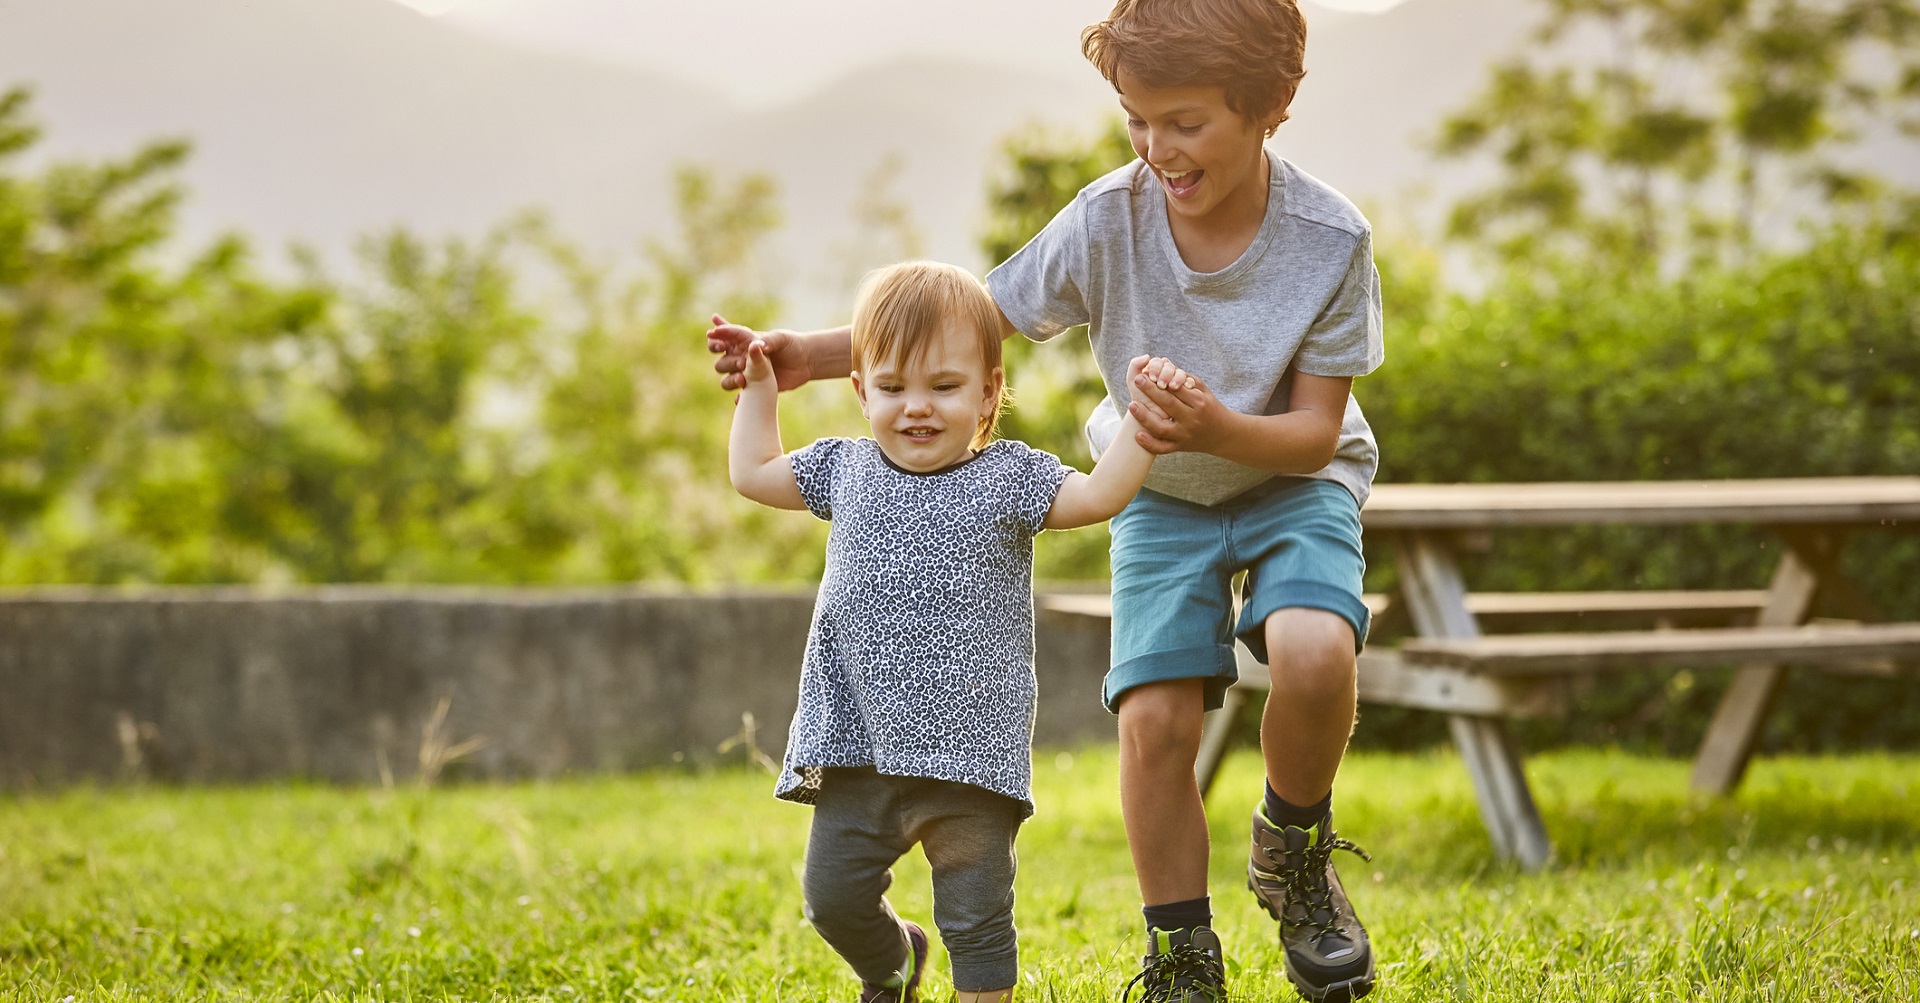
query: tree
[
  {"left": 0, "top": 85, "right": 814, "bottom": 585},
  {"left": 0, "top": 86, "right": 333, "bottom": 582},
  {"left": 528, "top": 165, "right": 853, "bottom": 583},
  {"left": 1434, "top": 0, "right": 1920, "bottom": 265},
  {"left": 819, "top": 153, "right": 927, "bottom": 318}
]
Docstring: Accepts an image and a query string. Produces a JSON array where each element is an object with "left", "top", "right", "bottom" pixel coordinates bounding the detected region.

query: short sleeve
[
  {"left": 788, "top": 437, "right": 852, "bottom": 521},
  {"left": 997, "top": 441, "right": 1075, "bottom": 537},
  {"left": 1294, "top": 230, "right": 1386, "bottom": 378},
  {"left": 984, "top": 196, "right": 1092, "bottom": 343}
]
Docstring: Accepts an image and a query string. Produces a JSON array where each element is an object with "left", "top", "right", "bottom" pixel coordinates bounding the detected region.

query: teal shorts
[{"left": 1104, "top": 478, "right": 1370, "bottom": 714}]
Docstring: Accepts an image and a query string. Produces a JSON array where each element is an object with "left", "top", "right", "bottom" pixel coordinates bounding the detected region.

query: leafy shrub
[{"left": 1354, "top": 213, "right": 1920, "bottom": 751}]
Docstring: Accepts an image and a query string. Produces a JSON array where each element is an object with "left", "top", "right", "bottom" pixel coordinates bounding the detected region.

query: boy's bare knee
[
  {"left": 1264, "top": 609, "right": 1357, "bottom": 702},
  {"left": 1116, "top": 681, "right": 1205, "bottom": 763}
]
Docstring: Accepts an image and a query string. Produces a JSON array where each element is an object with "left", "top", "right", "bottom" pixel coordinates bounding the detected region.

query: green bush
[{"left": 1353, "top": 215, "right": 1920, "bottom": 752}]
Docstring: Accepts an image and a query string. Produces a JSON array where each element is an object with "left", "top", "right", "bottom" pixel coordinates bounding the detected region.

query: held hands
[
  {"left": 741, "top": 339, "right": 775, "bottom": 388},
  {"left": 707, "top": 314, "right": 810, "bottom": 392},
  {"left": 1128, "top": 356, "right": 1230, "bottom": 455}
]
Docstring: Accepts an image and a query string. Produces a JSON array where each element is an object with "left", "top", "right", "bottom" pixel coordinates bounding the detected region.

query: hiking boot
[
  {"left": 858, "top": 920, "right": 929, "bottom": 1003},
  {"left": 1121, "top": 925, "right": 1228, "bottom": 1002},
  {"left": 1247, "top": 807, "right": 1375, "bottom": 1002}
]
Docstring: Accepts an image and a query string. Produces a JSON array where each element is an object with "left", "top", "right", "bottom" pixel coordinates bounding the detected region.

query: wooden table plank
[
  {"left": 1363, "top": 476, "right": 1920, "bottom": 530},
  {"left": 1043, "top": 590, "right": 1769, "bottom": 622},
  {"left": 1401, "top": 622, "right": 1920, "bottom": 674}
]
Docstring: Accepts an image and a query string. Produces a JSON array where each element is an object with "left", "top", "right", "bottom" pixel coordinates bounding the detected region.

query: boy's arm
[
  {"left": 1044, "top": 357, "right": 1157, "bottom": 530},
  {"left": 1128, "top": 360, "right": 1348, "bottom": 475},
  {"left": 705, "top": 309, "right": 1019, "bottom": 393},
  {"left": 727, "top": 341, "right": 807, "bottom": 510}
]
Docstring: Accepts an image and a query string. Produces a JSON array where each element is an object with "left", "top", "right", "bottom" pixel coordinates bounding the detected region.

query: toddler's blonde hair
[{"left": 851, "top": 261, "right": 1008, "bottom": 450}]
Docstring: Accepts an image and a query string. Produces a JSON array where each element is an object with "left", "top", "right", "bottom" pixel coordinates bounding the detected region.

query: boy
[{"left": 708, "top": 1, "right": 1383, "bottom": 999}]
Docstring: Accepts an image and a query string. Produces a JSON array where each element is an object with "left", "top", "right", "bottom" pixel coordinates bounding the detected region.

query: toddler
[{"left": 728, "top": 260, "right": 1155, "bottom": 1002}]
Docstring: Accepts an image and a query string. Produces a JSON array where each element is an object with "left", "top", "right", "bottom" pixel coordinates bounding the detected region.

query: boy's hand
[
  {"left": 707, "top": 314, "right": 812, "bottom": 392},
  {"left": 1128, "top": 358, "right": 1228, "bottom": 455},
  {"left": 1124, "top": 354, "right": 1179, "bottom": 426}
]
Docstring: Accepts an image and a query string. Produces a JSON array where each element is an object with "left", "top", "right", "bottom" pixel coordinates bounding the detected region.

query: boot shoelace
[
  {"left": 1121, "top": 942, "right": 1227, "bottom": 1002},
  {"left": 1280, "top": 835, "right": 1373, "bottom": 941}
]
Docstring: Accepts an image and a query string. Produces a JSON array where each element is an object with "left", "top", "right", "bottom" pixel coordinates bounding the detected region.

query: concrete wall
[{"left": 0, "top": 587, "right": 1114, "bottom": 788}]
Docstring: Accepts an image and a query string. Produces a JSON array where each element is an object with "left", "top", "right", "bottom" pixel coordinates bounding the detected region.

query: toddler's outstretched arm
[
  {"left": 1044, "top": 355, "right": 1157, "bottom": 530},
  {"left": 728, "top": 341, "right": 807, "bottom": 510}
]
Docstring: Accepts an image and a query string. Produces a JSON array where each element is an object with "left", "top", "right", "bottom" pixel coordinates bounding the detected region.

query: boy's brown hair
[
  {"left": 1081, "top": 0, "right": 1307, "bottom": 136},
  {"left": 850, "top": 261, "right": 1008, "bottom": 450}
]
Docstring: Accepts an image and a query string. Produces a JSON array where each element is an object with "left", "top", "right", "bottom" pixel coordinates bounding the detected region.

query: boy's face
[
  {"left": 850, "top": 318, "right": 1004, "bottom": 474},
  {"left": 1117, "top": 71, "right": 1277, "bottom": 232}
]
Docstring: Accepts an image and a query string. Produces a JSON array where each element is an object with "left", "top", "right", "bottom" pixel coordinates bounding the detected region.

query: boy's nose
[{"left": 1145, "top": 131, "right": 1177, "bottom": 168}]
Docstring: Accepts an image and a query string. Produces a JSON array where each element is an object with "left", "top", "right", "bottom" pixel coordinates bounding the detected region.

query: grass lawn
[{"left": 2, "top": 746, "right": 1916, "bottom": 1001}]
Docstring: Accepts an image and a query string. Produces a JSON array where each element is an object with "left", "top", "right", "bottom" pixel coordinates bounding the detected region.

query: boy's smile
[
  {"left": 852, "top": 318, "right": 1004, "bottom": 474},
  {"left": 1117, "top": 70, "right": 1278, "bottom": 251}
]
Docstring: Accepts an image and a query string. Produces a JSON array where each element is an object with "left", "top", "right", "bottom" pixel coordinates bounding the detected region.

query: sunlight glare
[{"left": 387, "top": 0, "right": 472, "bottom": 16}]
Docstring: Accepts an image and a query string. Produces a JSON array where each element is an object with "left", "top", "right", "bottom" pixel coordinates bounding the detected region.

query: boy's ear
[
  {"left": 850, "top": 369, "right": 870, "bottom": 418},
  {"left": 1260, "top": 95, "right": 1292, "bottom": 138}
]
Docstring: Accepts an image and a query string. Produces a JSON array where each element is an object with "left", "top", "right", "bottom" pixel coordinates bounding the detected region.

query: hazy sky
[{"left": 393, "top": 0, "right": 1412, "bottom": 108}]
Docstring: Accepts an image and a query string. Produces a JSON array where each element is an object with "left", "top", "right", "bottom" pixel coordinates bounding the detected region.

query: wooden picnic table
[
  {"left": 1358, "top": 476, "right": 1920, "bottom": 869},
  {"left": 1050, "top": 476, "right": 1920, "bottom": 871}
]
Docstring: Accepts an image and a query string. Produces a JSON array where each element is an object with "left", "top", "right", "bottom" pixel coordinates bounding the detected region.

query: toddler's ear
[{"left": 849, "top": 370, "right": 870, "bottom": 418}]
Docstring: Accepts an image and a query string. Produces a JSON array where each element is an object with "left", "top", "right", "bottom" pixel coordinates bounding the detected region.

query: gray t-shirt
[
  {"left": 986, "top": 152, "right": 1385, "bottom": 507},
  {"left": 780, "top": 436, "right": 1073, "bottom": 816}
]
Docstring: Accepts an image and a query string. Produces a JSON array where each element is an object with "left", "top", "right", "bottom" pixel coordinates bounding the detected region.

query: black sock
[
  {"left": 1264, "top": 783, "right": 1332, "bottom": 830},
  {"left": 1142, "top": 896, "right": 1212, "bottom": 933}
]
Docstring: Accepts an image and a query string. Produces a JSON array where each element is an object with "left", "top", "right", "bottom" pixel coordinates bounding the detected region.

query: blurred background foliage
[{"left": 3, "top": 0, "right": 1918, "bottom": 749}]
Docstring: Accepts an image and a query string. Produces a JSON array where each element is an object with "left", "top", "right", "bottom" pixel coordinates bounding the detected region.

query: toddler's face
[{"left": 851, "top": 319, "right": 1003, "bottom": 474}]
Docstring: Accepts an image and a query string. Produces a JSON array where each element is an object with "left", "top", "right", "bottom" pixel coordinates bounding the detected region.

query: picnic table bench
[{"left": 1043, "top": 476, "right": 1920, "bottom": 870}]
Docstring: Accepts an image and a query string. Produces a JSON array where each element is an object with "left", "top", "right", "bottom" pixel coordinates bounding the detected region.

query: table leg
[
  {"left": 1394, "top": 533, "right": 1552, "bottom": 870},
  {"left": 1196, "top": 683, "right": 1249, "bottom": 798},
  {"left": 1449, "top": 714, "right": 1551, "bottom": 869},
  {"left": 1690, "top": 533, "right": 1832, "bottom": 794}
]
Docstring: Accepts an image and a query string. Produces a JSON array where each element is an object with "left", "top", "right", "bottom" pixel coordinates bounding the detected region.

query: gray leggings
[{"left": 803, "top": 767, "right": 1024, "bottom": 992}]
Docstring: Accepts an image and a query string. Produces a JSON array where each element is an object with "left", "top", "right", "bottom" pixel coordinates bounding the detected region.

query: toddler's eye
[{"left": 935, "top": 383, "right": 960, "bottom": 393}]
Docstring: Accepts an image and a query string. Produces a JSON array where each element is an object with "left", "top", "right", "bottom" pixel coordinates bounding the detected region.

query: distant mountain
[
  {"left": 2, "top": 0, "right": 730, "bottom": 268},
  {"left": 6, "top": 0, "right": 1910, "bottom": 325},
  {"left": 0, "top": 1, "right": 1515, "bottom": 259}
]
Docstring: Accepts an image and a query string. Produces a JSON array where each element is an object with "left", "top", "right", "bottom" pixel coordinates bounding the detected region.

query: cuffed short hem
[
  {"left": 951, "top": 955, "right": 1019, "bottom": 994},
  {"left": 1236, "top": 580, "right": 1371, "bottom": 663},
  {"left": 1102, "top": 643, "right": 1239, "bottom": 714}
]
